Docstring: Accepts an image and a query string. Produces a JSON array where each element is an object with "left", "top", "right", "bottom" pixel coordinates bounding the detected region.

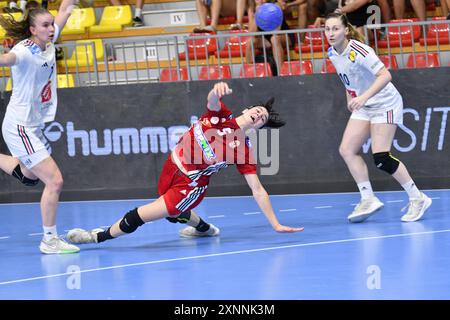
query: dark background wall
[{"left": 1, "top": 67, "right": 449, "bottom": 202}]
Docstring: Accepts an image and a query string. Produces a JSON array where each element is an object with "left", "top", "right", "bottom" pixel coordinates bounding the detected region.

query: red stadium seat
[
  {"left": 406, "top": 53, "right": 440, "bottom": 68},
  {"left": 178, "top": 32, "right": 218, "bottom": 60},
  {"left": 419, "top": 17, "right": 450, "bottom": 46},
  {"left": 198, "top": 65, "right": 232, "bottom": 80},
  {"left": 279, "top": 61, "right": 313, "bottom": 76},
  {"left": 239, "top": 63, "right": 273, "bottom": 78},
  {"left": 159, "top": 67, "right": 188, "bottom": 82},
  {"left": 378, "top": 19, "right": 422, "bottom": 48},
  {"left": 379, "top": 55, "right": 399, "bottom": 70},
  {"left": 217, "top": 30, "right": 250, "bottom": 58},
  {"left": 295, "top": 25, "right": 329, "bottom": 53},
  {"left": 320, "top": 59, "right": 336, "bottom": 73}
]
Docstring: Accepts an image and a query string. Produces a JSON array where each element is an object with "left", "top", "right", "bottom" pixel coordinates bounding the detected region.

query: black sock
[
  {"left": 96, "top": 228, "right": 114, "bottom": 243},
  {"left": 196, "top": 218, "right": 210, "bottom": 232}
]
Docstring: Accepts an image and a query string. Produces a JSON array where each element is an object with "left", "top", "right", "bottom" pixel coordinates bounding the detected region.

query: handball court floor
[{"left": 0, "top": 189, "right": 449, "bottom": 300}]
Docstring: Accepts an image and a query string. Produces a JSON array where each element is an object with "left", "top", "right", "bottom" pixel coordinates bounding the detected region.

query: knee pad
[
  {"left": 165, "top": 211, "right": 191, "bottom": 224},
  {"left": 119, "top": 208, "right": 145, "bottom": 233},
  {"left": 12, "top": 165, "right": 39, "bottom": 187},
  {"left": 373, "top": 152, "right": 400, "bottom": 175}
]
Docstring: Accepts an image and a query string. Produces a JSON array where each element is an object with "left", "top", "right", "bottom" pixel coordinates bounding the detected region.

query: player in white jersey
[
  {"left": 324, "top": 13, "right": 432, "bottom": 223},
  {"left": 0, "top": 0, "right": 81, "bottom": 254}
]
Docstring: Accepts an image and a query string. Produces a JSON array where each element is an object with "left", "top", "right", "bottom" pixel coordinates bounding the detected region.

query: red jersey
[{"left": 172, "top": 101, "right": 257, "bottom": 184}]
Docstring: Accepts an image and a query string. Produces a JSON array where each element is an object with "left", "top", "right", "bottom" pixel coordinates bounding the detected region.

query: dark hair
[
  {"left": 250, "top": 97, "right": 286, "bottom": 128},
  {"left": 0, "top": 8, "right": 50, "bottom": 42},
  {"left": 325, "top": 12, "right": 365, "bottom": 43}
]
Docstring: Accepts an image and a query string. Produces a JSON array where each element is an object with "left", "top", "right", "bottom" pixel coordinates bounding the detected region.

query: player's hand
[
  {"left": 211, "top": 82, "right": 232, "bottom": 98},
  {"left": 274, "top": 224, "right": 304, "bottom": 233},
  {"left": 347, "top": 96, "right": 368, "bottom": 112}
]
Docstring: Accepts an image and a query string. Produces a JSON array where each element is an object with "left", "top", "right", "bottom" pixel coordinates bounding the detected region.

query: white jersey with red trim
[
  {"left": 4, "top": 24, "right": 61, "bottom": 126},
  {"left": 328, "top": 39, "right": 402, "bottom": 109}
]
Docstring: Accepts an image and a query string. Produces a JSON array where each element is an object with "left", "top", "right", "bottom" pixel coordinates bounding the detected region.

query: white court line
[
  {"left": 0, "top": 236, "right": 10, "bottom": 240},
  {"left": 280, "top": 209, "right": 296, "bottom": 212},
  {"left": 28, "top": 233, "right": 43, "bottom": 236},
  {"left": 387, "top": 200, "right": 404, "bottom": 203},
  {"left": 1, "top": 188, "right": 448, "bottom": 206},
  {"left": 314, "top": 206, "right": 333, "bottom": 209},
  {"left": 207, "top": 215, "right": 225, "bottom": 219},
  {"left": 243, "top": 212, "right": 261, "bottom": 215},
  {"left": 1, "top": 228, "right": 450, "bottom": 286}
]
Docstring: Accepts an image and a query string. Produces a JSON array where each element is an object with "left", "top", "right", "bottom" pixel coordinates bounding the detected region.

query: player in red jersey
[{"left": 67, "top": 82, "right": 304, "bottom": 245}]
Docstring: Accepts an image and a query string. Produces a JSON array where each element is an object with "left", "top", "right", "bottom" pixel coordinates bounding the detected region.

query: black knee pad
[
  {"left": 165, "top": 211, "right": 191, "bottom": 224},
  {"left": 119, "top": 208, "right": 145, "bottom": 233},
  {"left": 12, "top": 165, "right": 39, "bottom": 187},
  {"left": 373, "top": 152, "right": 400, "bottom": 175}
]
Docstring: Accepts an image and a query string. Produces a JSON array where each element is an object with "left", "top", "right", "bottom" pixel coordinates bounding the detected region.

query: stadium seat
[
  {"left": 419, "top": 17, "right": 450, "bottom": 46},
  {"left": 159, "top": 67, "right": 188, "bottom": 82},
  {"left": 378, "top": 19, "right": 422, "bottom": 48},
  {"left": 178, "top": 33, "right": 218, "bottom": 60},
  {"left": 5, "top": 77, "right": 12, "bottom": 91},
  {"left": 320, "top": 59, "right": 336, "bottom": 73},
  {"left": 279, "top": 60, "right": 313, "bottom": 76},
  {"left": 295, "top": 25, "right": 329, "bottom": 53},
  {"left": 379, "top": 55, "right": 399, "bottom": 70},
  {"left": 62, "top": 39, "right": 104, "bottom": 68},
  {"left": 57, "top": 74, "right": 75, "bottom": 88},
  {"left": 198, "top": 65, "right": 232, "bottom": 80},
  {"left": 239, "top": 63, "right": 272, "bottom": 78},
  {"left": 217, "top": 30, "right": 250, "bottom": 58},
  {"left": 61, "top": 8, "right": 96, "bottom": 35},
  {"left": 90, "top": 5, "right": 132, "bottom": 33},
  {"left": 406, "top": 53, "right": 440, "bottom": 68}
]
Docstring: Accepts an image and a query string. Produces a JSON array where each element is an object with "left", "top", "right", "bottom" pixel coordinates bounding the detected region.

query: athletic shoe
[
  {"left": 179, "top": 224, "right": 220, "bottom": 238},
  {"left": 39, "top": 236, "right": 80, "bottom": 254},
  {"left": 401, "top": 192, "right": 432, "bottom": 222},
  {"left": 348, "top": 197, "right": 384, "bottom": 223},
  {"left": 66, "top": 228, "right": 104, "bottom": 244},
  {"left": 132, "top": 16, "right": 144, "bottom": 27}
]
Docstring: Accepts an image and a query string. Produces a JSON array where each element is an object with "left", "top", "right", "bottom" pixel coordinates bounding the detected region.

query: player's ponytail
[
  {"left": 325, "top": 12, "right": 365, "bottom": 43},
  {"left": 0, "top": 7, "right": 49, "bottom": 42}
]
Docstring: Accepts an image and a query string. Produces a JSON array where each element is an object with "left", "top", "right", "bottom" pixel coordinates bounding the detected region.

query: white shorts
[
  {"left": 1, "top": 119, "right": 51, "bottom": 169},
  {"left": 350, "top": 98, "right": 403, "bottom": 125}
]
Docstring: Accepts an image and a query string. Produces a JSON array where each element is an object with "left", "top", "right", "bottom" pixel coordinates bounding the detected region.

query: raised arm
[
  {"left": 0, "top": 52, "right": 16, "bottom": 67},
  {"left": 207, "top": 82, "right": 232, "bottom": 111},
  {"left": 54, "top": 0, "right": 78, "bottom": 31},
  {"left": 244, "top": 173, "right": 304, "bottom": 233}
]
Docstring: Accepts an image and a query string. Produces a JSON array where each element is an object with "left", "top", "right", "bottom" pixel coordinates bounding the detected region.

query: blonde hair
[
  {"left": 325, "top": 12, "right": 366, "bottom": 43},
  {"left": 0, "top": 8, "right": 50, "bottom": 42}
]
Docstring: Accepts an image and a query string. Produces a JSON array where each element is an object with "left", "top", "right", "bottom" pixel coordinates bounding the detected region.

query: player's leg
[
  {"left": 340, "top": 117, "right": 384, "bottom": 222},
  {"left": 167, "top": 210, "right": 220, "bottom": 237}
]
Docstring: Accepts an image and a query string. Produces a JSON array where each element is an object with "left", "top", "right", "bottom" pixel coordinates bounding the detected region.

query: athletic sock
[
  {"left": 401, "top": 180, "right": 421, "bottom": 199},
  {"left": 357, "top": 181, "right": 375, "bottom": 199},
  {"left": 96, "top": 227, "right": 114, "bottom": 243},
  {"left": 43, "top": 225, "right": 57, "bottom": 241},
  {"left": 195, "top": 218, "right": 210, "bottom": 232}
]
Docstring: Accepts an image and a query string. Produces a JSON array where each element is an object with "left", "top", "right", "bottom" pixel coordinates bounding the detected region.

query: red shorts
[{"left": 158, "top": 155, "right": 209, "bottom": 216}]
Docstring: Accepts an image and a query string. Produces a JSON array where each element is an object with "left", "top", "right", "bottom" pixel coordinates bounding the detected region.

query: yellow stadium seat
[
  {"left": 89, "top": 5, "right": 132, "bottom": 33},
  {"left": 61, "top": 8, "right": 96, "bottom": 35},
  {"left": 62, "top": 39, "right": 104, "bottom": 68},
  {"left": 0, "top": 2, "right": 8, "bottom": 9},
  {"left": 57, "top": 74, "right": 75, "bottom": 88},
  {"left": 5, "top": 78, "right": 12, "bottom": 91},
  {"left": 1, "top": 12, "right": 22, "bottom": 21},
  {"left": 49, "top": 10, "right": 58, "bottom": 17}
]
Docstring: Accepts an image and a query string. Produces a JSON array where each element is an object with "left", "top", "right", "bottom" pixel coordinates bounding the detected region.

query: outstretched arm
[
  {"left": 0, "top": 52, "right": 16, "bottom": 67},
  {"left": 54, "top": 0, "right": 78, "bottom": 32},
  {"left": 244, "top": 173, "right": 304, "bottom": 233},
  {"left": 207, "top": 81, "right": 233, "bottom": 111}
]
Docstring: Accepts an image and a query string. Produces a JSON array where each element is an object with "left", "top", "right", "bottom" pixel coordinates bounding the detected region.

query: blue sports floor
[{"left": 0, "top": 189, "right": 449, "bottom": 300}]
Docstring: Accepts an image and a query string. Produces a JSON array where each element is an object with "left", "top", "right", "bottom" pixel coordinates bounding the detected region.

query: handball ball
[{"left": 255, "top": 3, "right": 283, "bottom": 31}]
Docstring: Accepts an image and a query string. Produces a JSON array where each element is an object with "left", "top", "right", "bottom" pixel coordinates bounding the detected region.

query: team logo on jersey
[
  {"left": 41, "top": 80, "right": 52, "bottom": 103},
  {"left": 23, "top": 39, "right": 41, "bottom": 54},
  {"left": 42, "top": 62, "right": 49, "bottom": 68},
  {"left": 349, "top": 50, "right": 357, "bottom": 62}
]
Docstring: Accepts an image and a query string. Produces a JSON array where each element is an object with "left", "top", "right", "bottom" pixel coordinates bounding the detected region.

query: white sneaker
[
  {"left": 39, "top": 236, "right": 80, "bottom": 254},
  {"left": 401, "top": 192, "right": 432, "bottom": 222},
  {"left": 66, "top": 228, "right": 104, "bottom": 244},
  {"left": 348, "top": 197, "right": 384, "bottom": 223},
  {"left": 179, "top": 224, "right": 220, "bottom": 238}
]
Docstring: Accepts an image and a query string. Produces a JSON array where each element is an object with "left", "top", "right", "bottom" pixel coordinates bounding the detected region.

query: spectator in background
[
  {"left": 334, "top": 0, "right": 375, "bottom": 37},
  {"left": 376, "top": 0, "right": 392, "bottom": 23},
  {"left": 132, "top": 0, "right": 145, "bottom": 27},
  {"left": 246, "top": 0, "right": 294, "bottom": 76},
  {"left": 3, "top": 0, "right": 27, "bottom": 13},
  {"left": 313, "top": 0, "right": 339, "bottom": 26},
  {"left": 278, "top": 0, "right": 320, "bottom": 32},
  {"left": 393, "top": 0, "right": 427, "bottom": 21},
  {"left": 193, "top": 0, "right": 249, "bottom": 33}
]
